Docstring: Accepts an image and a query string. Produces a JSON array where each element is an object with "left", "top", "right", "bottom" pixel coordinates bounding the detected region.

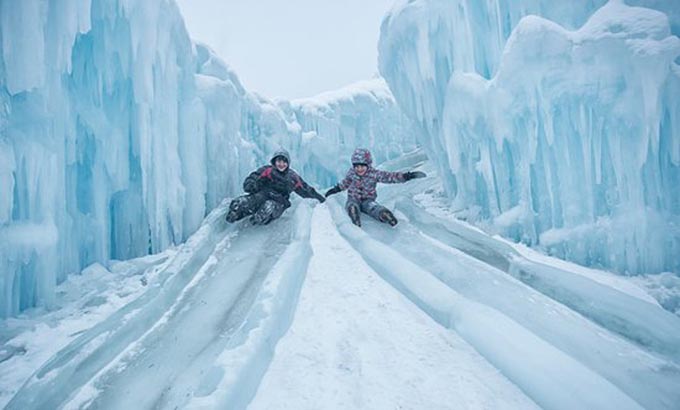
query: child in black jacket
[{"left": 226, "top": 149, "right": 324, "bottom": 225}]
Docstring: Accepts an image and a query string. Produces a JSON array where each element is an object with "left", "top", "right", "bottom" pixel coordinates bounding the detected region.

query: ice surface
[
  {"left": 250, "top": 205, "right": 539, "bottom": 410},
  {"left": 379, "top": 0, "right": 680, "bottom": 274},
  {"left": 5, "top": 0, "right": 680, "bottom": 407},
  {"left": 0, "top": 1, "right": 416, "bottom": 317},
  {"left": 327, "top": 199, "right": 645, "bottom": 410},
  {"left": 4, "top": 166, "right": 680, "bottom": 409}
]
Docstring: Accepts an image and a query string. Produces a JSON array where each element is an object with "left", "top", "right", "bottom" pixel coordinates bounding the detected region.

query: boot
[
  {"left": 348, "top": 204, "right": 361, "bottom": 227},
  {"left": 226, "top": 211, "right": 239, "bottom": 223},
  {"left": 226, "top": 197, "right": 245, "bottom": 223},
  {"left": 380, "top": 209, "right": 398, "bottom": 226}
]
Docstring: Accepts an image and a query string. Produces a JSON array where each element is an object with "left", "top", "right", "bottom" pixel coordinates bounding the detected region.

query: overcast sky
[{"left": 175, "top": 0, "right": 395, "bottom": 100}]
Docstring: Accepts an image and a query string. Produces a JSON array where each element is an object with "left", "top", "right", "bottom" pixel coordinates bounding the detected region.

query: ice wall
[
  {"left": 0, "top": 0, "right": 416, "bottom": 317},
  {"left": 378, "top": 0, "right": 607, "bottom": 194},
  {"left": 0, "top": 0, "right": 231, "bottom": 317},
  {"left": 379, "top": 0, "right": 680, "bottom": 274},
  {"left": 289, "top": 78, "right": 419, "bottom": 187}
]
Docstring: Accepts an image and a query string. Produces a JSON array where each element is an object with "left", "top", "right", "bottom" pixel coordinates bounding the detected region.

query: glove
[
  {"left": 403, "top": 171, "right": 426, "bottom": 181},
  {"left": 325, "top": 185, "right": 342, "bottom": 198},
  {"left": 313, "top": 191, "right": 326, "bottom": 203},
  {"left": 244, "top": 178, "right": 259, "bottom": 194}
]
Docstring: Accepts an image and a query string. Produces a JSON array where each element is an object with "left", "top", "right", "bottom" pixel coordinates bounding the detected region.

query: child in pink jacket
[{"left": 325, "top": 148, "right": 425, "bottom": 226}]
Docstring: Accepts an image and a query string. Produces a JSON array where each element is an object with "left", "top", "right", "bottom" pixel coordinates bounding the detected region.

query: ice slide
[{"left": 3, "top": 171, "right": 680, "bottom": 410}]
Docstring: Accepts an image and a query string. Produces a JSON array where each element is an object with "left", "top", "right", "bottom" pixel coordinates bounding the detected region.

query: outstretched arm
[
  {"left": 326, "top": 169, "right": 353, "bottom": 197},
  {"left": 375, "top": 169, "right": 427, "bottom": 183},
  {"left": 374, "top": 169, "right": 406, "bottom": 184},
  {"left": 292, "top": 172, "right": 325, "bottom": 202}
]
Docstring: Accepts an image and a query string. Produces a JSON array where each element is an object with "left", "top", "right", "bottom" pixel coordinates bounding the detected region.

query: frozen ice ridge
[{"left": 379, "top": 0, "right": 680, "bottom": 274}]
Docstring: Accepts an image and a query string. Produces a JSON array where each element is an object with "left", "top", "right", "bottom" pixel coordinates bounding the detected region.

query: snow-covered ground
[
  {"left": 2, "top": 154, "right": 680, "bottom": 409},
  {"left": 250, "top": 205, "right": 537, "bottom": 410}
]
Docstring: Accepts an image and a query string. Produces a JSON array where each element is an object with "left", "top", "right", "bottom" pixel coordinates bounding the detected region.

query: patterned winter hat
[
  {"left": 270, "top": 148, "right": 291, "bottom": 165},
  {"left": 351, "top": 148, "right": 372, "bottom": 166}
]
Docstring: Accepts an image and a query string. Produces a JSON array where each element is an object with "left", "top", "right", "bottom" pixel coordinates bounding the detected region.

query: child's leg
[
  {"left": 226, "top": 193, "right": 266, "bottom": 223},
  {"left": 251, "top": 199, "right": 286, "bottom": 225},
  {"left": 360, "top": 200, "right": 398, "bottom": 226},
  {"left": 345, "top": 197, "right": 362, "bottom": 226}
]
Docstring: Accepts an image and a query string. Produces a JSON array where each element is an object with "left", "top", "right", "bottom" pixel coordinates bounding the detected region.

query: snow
[
  {"left": 399, "top": 193, "right": 680, "bottom": 362},
  {"left": 249, "top": 205, "right": 538, "bottom": 410},
  {"left": 3, "top": 0, "right": 680, "bottom": 409},
  {"left": 324, "top": 204, "right": 644, "bottom": 409},
  {"left": 3, "top": 167, "right": 680, "bottom": 409},
  {"left": 632, "top": 271, "right": 680, "bottom": 315},
  {"left": 0, "top": 249, "right": 173, "bottom": 408},
  {"left": 182, "top": 203, "right": 314, "bottom": 409},
  {"left": 378, "top": 0, "right": 680, "bottom": 275},
  {"left": 2, "top": 200, "right": 233, "bottom": 408}
]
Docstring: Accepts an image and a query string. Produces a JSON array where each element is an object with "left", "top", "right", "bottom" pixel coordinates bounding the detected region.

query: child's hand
[
  {"left": 325, "top": 185, "right": 342, "bottom": 197},
  {"left": 404, "top": 171, "right": 426, "bottom": 181},
  {"left": 244, "top": 179, "right": 260, "bottom": 193}
]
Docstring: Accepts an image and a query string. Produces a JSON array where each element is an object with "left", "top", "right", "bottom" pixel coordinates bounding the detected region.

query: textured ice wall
[
  {"left": 378, "top": 0, "right": 607, "bottom": 194},
  {"left": 233, "top": 78, "right": 419, "bottom": 189},
  {"left": 0, "top": 0, "right": 416, "bottom": 317},
  {"left": 289, "top": 78, "right": 419, "bottom": 187},
  {"left": 0, "top": 0, "right": 229, "bottom": 317},
  {"left": 379, "top": 0, "right": 680, "bottom": 274}
]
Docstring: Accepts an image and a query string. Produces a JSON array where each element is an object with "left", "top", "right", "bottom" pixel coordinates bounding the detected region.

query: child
[
  {"left": 226, "top": 149, "right": 325, "bottom": 225},
  {"left": 325, "top": 148, "right": 425, "bottom": 227}
]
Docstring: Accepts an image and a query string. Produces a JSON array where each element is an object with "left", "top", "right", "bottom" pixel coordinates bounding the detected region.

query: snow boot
[
  {"left": 226, "top": 196, "right": 248, "bottom": 223},
  {"left": 380, "top": 209, "right": 398, "bottom": 227},
  {"left": 348, "top": 204, "right": 361, "bottom": 227}
]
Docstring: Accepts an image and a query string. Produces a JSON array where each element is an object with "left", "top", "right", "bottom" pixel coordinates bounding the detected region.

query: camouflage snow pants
[
  {"left": 345, "top": 197, "right": 396, "bottom": 226},
  {"left": 226, "top": 192, "right": 287, "bottom": 225}
]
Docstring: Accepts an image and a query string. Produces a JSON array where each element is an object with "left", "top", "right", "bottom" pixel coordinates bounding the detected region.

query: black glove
[
  {"left": 313, "top": 191, "right": 326, "bottom": 203},
  {"left": 325, "top": 185, "right": 342, "bottom": 198},
  {"left": 244, "top": 178, "right": 259, "bottom": 193},
  {"left": 403, "top": 171, "right": 426, "bottom": 181}
]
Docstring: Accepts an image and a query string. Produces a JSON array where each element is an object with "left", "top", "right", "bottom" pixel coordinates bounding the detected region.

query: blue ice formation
[
  {"left": 0, "top": 0, "right": 416, "bottom": 317},
  {"left": 379, "top": 0, "right": 680, "bottom": 275},
  {"left": 288, "top": 78, "right": 419, "bottom": 187}
]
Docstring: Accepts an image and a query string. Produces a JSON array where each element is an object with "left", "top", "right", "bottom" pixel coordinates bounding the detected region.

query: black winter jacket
[{"left": 243, "top": 165, "right": 322, "bottom": 208}]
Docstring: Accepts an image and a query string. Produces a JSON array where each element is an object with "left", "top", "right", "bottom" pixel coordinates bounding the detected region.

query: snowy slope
[
  {"left": 249, "top": 205, "right": 538, "bottom": 410},
  {"left": 2, "top": 154, "right": 680, "bottom": 410}
]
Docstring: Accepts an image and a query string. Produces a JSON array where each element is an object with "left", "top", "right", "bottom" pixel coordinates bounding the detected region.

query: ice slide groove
[
  {"left": 327, "top": 199, "right": 642, "bottom": 410},
  {"left": 5, "top": 201, "right": 235, "bottom": 409},
  {"left": 73, "top": 206, "right": 296, "bottom": 409},
  {"left": 359, "top": 210, "right": 680, "bottom": 409},
  {"left": 395, "top": 199, "right": 680, "bottom": 362},
  {"left": 186, "top": 203, "right": 314, "bottom": 410}
]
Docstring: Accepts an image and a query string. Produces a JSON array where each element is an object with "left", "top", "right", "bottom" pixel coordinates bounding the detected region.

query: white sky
[{"left": 175, "top": 0, "right": 395, "bottom": 99}]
